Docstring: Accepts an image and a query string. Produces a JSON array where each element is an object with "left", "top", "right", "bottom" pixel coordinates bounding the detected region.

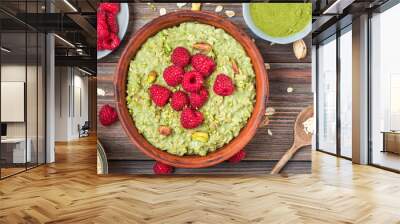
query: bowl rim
[
  {"left": 114, "top": 10, "right": 268, "bottom": 168},
  {"left": 242, "top": 3, "right": 312, "bottom": 44}
]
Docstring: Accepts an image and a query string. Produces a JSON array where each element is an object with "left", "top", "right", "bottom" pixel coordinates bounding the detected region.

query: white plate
[
  {"left": 97, "top": 3, "right": 129, "bottom": 60},
  {"left": 242, "top": 3, "right": 311, "bottom": 45}
]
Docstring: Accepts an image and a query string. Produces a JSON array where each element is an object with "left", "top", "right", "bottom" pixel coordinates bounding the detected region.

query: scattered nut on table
[
  {"left": 191, "top": 3, "right": 201, "bottom": 11},
  {"left": 215, "top": 5, "right": 223, "bottom": 12},
  {"left": 267, "top": 129, "right": 273, "bottom": 136},
  {"left": 225, "top": 10, "right": 235, "bottom": 18},
  {"left": 159, "top": 8, "right": 166, "bottom": 16},
  {"left": 287, "top": 87, "right": 294, "bottom": 93},
  {"left": 293, "top": 39, "right": 307, "bottom": 60},
  {"left": 260, "top": 117, "right": 270, "bottom": 128},
  {"left": 265, "top": 107, "right": 276, "bottom": 116},
  {"left": 97, "top": 88, "right": 106, "bottom": 96},
  {"left": 176, "top": 3, "right": 187, "bottom": 8}
]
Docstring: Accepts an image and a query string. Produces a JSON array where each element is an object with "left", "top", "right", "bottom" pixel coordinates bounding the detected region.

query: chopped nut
[
  {"left": 191, "top": 3, "right": 201, "bottom": 11},
  {"left": 192, "top": 132, "right": 209, "bottom": 142},
  {"left": 265, "top": 63, "right": 271, "bottom": 70},
  {"left": 287, "top": 87, "right": 294, "bottom": 93},
  {"left": 193, "top": 42, "right": 212, "bottom": 52},
  {"left": 259, "top": 116, "right": 270, "bottom": 128},
  {"left": 215, "top": 5, "right": 223, "bottom": 12},
  {"left": 97, "top": 88, "right": 106, "bottom": 96},
  {"left": 267, "top": 129, "right": 273, "bottom": 136},
  {"left": 230, "top": 58, "right": 239, "bottom": 74},
  {"left": 293, "top": 39, "right": 307, "bottom": 60},
  {"left": 147, "top": 71, "right": 157, "bottom": 83},
  {"left": 265, "top": 107, "right": 275, "bottom": 116},
  {"left": 225, "top": 10, "right": 235, "bottom": 18},
  {"left": 177, "top": 3, "right": 187, "bottom": 8},
  {"left": 159, "top": 8, "right": 167, "bottom": 16},
  {"left": 158, "top": 126, "right": 172, "bottom": 136}
]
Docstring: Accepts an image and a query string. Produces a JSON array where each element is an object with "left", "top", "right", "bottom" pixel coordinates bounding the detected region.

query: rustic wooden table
[{"left": 97, "top": 3, "right": 313, "bottom": 175}]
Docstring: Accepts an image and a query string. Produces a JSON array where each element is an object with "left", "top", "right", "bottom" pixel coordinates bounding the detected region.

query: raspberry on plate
[
  {"left": 102, "top": 33, "right": 121, "bottom": 50},
  {"left": 107, "top": 13, "right": 119, "bottom": 34},
  {"left": 97, "top": 38, "right": 105, "bottom": 51},
  {"left": 99, "top": 3, "right": 120, "bottom": 15},
  {"left": 149, "top": 84, "right": 171, "bottom": 107},
  {"left": 189, "top": 88, "right": 209, "bottom": 109},
  {"left": 171, "top": 91, "right": 189, "bottom": 111},
  {"left": 213, "top": 74, "right": 235, "bottom": 96},
  {"left": 180, "top": 108, "right": 204, "bottom": 129},
  {"left": 191, "top": 53, "right": 216, "bottom": 77},
  {"left": 163, "top": 65, "right": 184, "bottom": 87},
  {"left": 97, "top": 11, "right": 109, "bottom": 40},
  {"left": 171, "top": 47, "right": 191, "bottom": 67},
  {"left": 182, "top": 71, "right": 204, "bottom": 93}
]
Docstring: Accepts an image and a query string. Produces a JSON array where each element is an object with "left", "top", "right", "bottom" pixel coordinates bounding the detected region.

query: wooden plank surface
[{"left": 97, "top": 3, "right": 313, "bottom": 174}]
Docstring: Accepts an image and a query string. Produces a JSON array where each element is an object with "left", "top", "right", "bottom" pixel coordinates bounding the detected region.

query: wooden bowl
[{"left": 114, "top": 11, "right": 269, "bottom": 168}]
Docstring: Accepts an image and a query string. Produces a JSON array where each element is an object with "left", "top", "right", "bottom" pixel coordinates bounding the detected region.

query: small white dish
[
  {"left": 242, "top": 3, "right": 311, "bottom": 45},
  {"left": 97, "top": 3, "right": 129, "bottom": 60}
]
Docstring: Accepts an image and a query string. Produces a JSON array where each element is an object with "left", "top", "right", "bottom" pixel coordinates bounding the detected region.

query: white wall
[{"left": 54, "top": 67, "right": 89, "bottom": 141}]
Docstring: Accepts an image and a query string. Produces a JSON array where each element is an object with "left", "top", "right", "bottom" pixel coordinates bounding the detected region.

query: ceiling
[
  {"left": 312, "top": 0, "right": 391, "bottom": 44},
  {"left": 0, "top": 0, "right": 97, "bottom": 74}
]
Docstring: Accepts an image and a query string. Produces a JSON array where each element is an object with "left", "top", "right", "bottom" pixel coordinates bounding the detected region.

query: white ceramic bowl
[
  {"left": 242, "top": 3, "right": 311, "bottom": 45},
  {"left": 97, "top": 3, "right": 129, "bottom": 60}
]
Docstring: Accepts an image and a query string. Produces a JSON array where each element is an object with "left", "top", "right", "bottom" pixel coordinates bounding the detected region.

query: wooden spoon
[{"left": 270, "top": 105, "right": 314, "bottom": 174}]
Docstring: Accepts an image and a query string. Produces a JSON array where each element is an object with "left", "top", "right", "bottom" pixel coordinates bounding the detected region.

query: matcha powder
[{"left": 249, "top": 3, "right": 312, "bottom": 37}]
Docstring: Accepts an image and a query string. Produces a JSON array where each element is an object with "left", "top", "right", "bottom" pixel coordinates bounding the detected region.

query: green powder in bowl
[{"left": 249, "top": 3, "right": 312, "bottom": 38}]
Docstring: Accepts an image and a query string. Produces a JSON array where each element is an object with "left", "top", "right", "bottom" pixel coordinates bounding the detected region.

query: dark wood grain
[
  {"left": 97, "top": 3, "right": 313, "bottom": 174},
  {"left": 107, "top": 160, "right": 311, "bottom": 175}
]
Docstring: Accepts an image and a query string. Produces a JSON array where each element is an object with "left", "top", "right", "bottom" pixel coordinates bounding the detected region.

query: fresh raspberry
[
  {"left": 189, "top": 88, "right": 208, "bottom": 109},
  {"left": 182, "top": 71, "right": 204, "bottom": 93},
  {"left": 149, "top": 84, "right": 171, "bottom": 107},
  {"left": 163, "top": 65, "right": 184, "bottom": 87},
  {"left": 191, "top": 53, "right": 216, "bottom": 77},
  {"left": 153, "top": 161, "right": 174, "bottom": 174},
  {"left": 171, "top": 91, "right": 189, "bottom": 111},
  {"left": 97, "top": 11, "right": 109, "bottom": 40},
  {"left": 99, "top": 104, "right": 118, "bottom": 126},
  {"left": 102, "top": 33, "right": 120, "bottom": 50},
  {"left": 180, "top": 108, "right": 204, "bottom": 129},
  {"left": 171, "top": 47, "right": 190, "bottom": 67},
  {"left": 99, "top": 3, "right": 120, "bottom": 15},
  {"left": 107, "top": 12, "right": 119, "bottom": 34},
  {"left": 228, "top": 150, "right": 246, "bottom": 163},
  {"left": 213, "top": 74, "right": 235, "bottom": 96}
]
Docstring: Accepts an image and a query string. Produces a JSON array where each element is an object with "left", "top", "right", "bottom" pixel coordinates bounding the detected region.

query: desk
[
  {"left": 382, "top": 131, "right": 400, "bottom": 155},
  {"left": 1, "top": 138, "right": 31, "bottom": 163}
]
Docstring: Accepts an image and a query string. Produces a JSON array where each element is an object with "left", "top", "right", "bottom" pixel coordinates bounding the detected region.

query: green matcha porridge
[{"left": 126, "top": 22, "right": 256, "bottom": 156}]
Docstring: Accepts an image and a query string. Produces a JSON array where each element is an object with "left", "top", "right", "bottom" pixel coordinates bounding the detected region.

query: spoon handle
[{"left": 270, "top": 143, "right": 307, "bottom": 174}]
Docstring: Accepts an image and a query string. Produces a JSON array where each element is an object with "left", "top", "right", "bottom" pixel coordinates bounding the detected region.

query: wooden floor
[{"left": 1, "top": 136, "right": 400, "bottom": 223}]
